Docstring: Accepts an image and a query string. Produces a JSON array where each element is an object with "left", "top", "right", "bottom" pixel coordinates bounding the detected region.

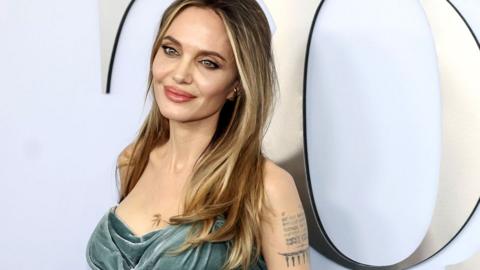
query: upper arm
[{"left": 260, "top": 159, "right": 310, "bottom": 270}]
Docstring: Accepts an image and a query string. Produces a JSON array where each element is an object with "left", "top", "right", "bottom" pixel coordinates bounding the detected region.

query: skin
[
  {"left": 261, "top": 161, "right": 311, "bottom": 269},
  {"left": 150, "top": 6, "right": 239, "bottom": 176},
  {"left": 116, "top": 6, "right": 310, "bottom": 269}
]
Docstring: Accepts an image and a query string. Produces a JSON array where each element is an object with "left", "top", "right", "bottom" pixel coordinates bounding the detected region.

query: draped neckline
[
  {"left": 109, "top": 205, "right": 175, "bottom": 239},
  {"left": 88, "top": 207, "right": 267, "bottom": 269}
]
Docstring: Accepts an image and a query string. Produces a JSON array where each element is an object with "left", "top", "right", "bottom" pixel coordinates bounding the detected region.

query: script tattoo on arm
[{"left": 278, "top": 205, "right": 309, "bottom": 268}]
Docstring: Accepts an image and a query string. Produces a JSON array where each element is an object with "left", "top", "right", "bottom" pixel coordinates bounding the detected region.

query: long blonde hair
[{"left": 116, "top": 0, "right": 277, "bottom": 269}]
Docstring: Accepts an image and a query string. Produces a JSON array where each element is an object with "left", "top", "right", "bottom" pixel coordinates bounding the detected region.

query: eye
[
  {"left": 161, "top": 45, "right": 178, "bottom": 56},
  {"left": 200, "top": 59, "right": 219, "bottom": 69}
]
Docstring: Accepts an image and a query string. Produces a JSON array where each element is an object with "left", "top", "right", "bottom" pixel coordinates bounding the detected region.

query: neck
[{"left": 152, "top": 112, "right": 220, "bottom": 175}]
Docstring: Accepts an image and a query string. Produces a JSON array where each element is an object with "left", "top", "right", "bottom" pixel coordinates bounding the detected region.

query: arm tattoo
[
  {"left": 277, "top": 205, "right": 309, "bottom": 267},
  {"left": 278, "top": 248, "right": 309, "bottom": 267},
  {"left": 281, "top": 208, "right": 308, "bottom": 246}
]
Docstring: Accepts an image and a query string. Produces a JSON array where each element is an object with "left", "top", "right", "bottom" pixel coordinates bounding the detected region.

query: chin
[{"left": 158, "top": 106, "right": 192, "bottom": 123}]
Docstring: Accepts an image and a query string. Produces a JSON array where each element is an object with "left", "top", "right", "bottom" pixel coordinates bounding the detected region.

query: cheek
[
  {"left": 152, "top": 58, "right": 169, "bottom": 81},
  {"left": 196, "top": 73, "right": 234, "bottom": 98},
  {"left": 198, "top": 83, "right": 229, "bottom": 101}
]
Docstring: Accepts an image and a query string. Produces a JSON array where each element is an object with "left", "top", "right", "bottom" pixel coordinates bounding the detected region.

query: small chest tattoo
[{"left": 151, "top": 213, "right": 163, "bottom": 227}]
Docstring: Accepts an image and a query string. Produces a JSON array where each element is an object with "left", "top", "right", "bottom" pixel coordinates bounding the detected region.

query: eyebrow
[{"left": 162, "top": 35, "right": 227, "bottom": 62}]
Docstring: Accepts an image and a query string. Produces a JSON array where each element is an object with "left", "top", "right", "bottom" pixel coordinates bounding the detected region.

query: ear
[
  {"left": 226, "top": 80, "right": 241, "bottom": 101},
  {"left": 226, "top": 89, "right": 235, "bottom": 101}
]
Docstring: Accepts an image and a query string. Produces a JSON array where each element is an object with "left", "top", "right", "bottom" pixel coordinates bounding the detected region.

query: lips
[{"left": 164, "top": 85, "right": 196, "bottom": 103}]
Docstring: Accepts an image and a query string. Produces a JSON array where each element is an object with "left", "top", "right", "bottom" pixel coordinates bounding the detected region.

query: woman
[{"left": 86, "top": 0, "right": 310, "bottom": 269}]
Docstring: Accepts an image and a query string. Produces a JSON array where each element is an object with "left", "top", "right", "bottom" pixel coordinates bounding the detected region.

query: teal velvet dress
[{"left": 86, "top": 206, "right": 267, "bottom": 270}]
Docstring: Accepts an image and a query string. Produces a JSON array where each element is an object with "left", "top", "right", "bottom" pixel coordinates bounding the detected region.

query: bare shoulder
[
  {"left": 260, "top": 158, "right": 310, "bottom": 269},
  {"left": 263, "top": 158, "right": 300, "bottom": 205},
  {"left": 117, "top": 142, "right": 136, "bottom": 166},
  {"left": 117, "top": 142, "right": 137, "bottom": 185},
  {"left": 261, "top": 158, "right": 304, "bottom": 222}
]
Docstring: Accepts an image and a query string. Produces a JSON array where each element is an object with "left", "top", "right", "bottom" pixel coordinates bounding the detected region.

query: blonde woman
[{"left": 86, "top": 0, "right": 310, "bottom": 269}]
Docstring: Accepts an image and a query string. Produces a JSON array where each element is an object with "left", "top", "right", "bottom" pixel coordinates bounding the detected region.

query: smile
[{"left": 164, "top": 86, "right": 197, "bottom": 103}]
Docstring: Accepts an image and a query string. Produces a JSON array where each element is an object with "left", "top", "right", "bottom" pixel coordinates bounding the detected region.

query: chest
[{"left": 114, "top": 162, "right": 189, "bottom": 237}]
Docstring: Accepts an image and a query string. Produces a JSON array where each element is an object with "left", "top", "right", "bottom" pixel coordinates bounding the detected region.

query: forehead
[{"left": 165, "top": 6, "right": 233, "bottom": 59}]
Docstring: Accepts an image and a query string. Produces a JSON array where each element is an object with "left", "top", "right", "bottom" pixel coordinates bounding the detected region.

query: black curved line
[
  {"left": 303, "top": 0, "right": 480, "bottom": 269},
  {"left": 408, "top": 200, "right": 480, "bottom": 269},
  {"left": 400, "top": 0, "right": 480, "bottom": 268},
  {"left": 302, "top": 1, "right": 376, "bottom": 269},
  {"left": 302, "top": 0, "right": 326, "bottom": 253},
  {"left": 106, "top": 0, "right": 137, "bottom": 94},
  {"left": 446, "top": 0, "right": 480, "bottom": 51}
]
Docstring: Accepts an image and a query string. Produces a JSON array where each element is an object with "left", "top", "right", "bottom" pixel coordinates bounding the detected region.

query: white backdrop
[{"left": 1, "top": 1, "right": 142, "bottom": 268}]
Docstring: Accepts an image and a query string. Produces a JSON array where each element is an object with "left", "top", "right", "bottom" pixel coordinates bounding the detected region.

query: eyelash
[
  {"left": 161, "top": 45, "right": 219, "bottom": 69},
  {"left": 162, "top": 45, "right": 178, "bottom": 56}
]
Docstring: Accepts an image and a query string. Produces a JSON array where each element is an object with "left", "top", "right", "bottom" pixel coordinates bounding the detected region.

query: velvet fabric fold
[{"left": 86, "top": 206, "right": 267, "bottom": 269}]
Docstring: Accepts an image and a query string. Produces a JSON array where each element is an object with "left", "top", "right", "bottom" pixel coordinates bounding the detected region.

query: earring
[{"left": 234, "top": 87, "right": 241, "bottom": 97}]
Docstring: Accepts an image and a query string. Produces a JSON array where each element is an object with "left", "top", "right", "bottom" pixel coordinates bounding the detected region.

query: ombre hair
[{"left": 116, "top": 0, "right": 277, "bottom": 269}]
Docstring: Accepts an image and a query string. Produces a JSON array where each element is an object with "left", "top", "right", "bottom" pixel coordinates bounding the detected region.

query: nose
[{"left": 172, "top": 58, "right": 193, "bottom": 84}]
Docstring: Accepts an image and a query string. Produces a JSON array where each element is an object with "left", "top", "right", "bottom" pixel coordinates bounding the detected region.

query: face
[{"left": 151, "top": 6, "right": 239, "bottom": 123}]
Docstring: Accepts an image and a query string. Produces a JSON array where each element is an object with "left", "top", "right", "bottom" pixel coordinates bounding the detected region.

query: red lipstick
[{"left": 164, "top": 86, "right": 196, "bottom": 103}]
